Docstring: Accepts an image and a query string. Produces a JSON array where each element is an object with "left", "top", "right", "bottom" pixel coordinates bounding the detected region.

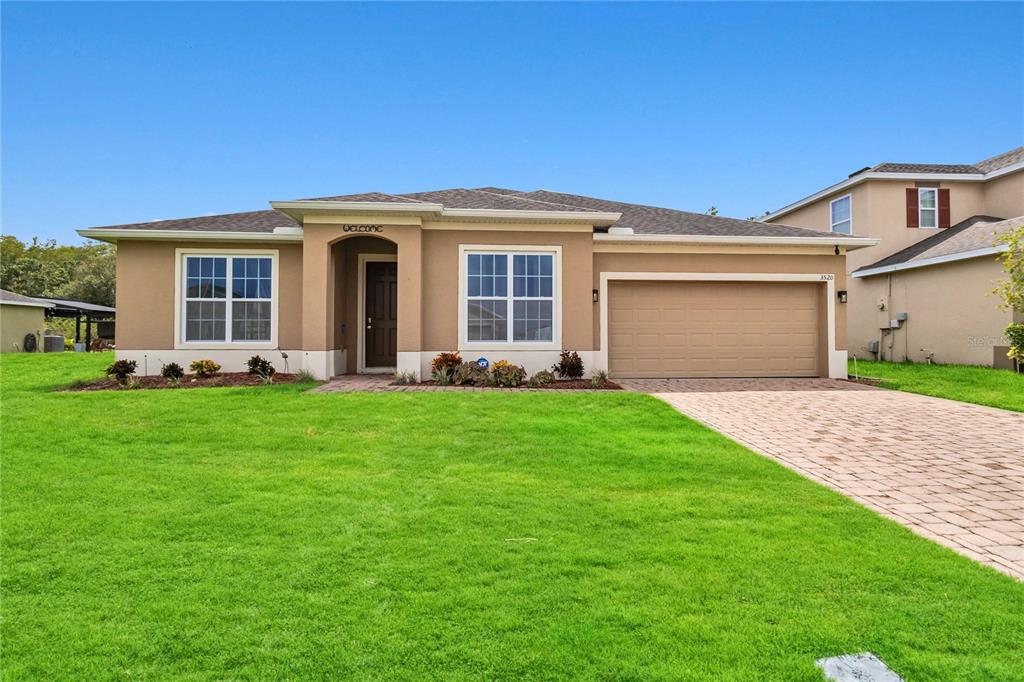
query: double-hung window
[
  {"left": 465, "top": 250, "right": 556, "bottom": 344},
  {"left": 182, "top": 254, "right": 273, "bottom": 344},
  {"left": 918, "top": 188, "right": 938, "bottom": 228},
  {"left": 829, "top": 194, "right": 852, "bottom": 235}
]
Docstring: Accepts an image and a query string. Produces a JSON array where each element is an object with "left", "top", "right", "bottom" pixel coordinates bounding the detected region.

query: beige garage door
[{"left": 608, "top": 280, "right": 821, "bottom": 378}]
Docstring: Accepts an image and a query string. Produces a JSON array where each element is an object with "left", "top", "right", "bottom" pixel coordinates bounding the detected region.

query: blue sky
[{"left": 2, "top": 2, "right": 1022, "bottom": 243}]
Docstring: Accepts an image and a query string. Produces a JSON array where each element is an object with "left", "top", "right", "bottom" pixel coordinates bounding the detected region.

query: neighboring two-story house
[{"left": 763, "top": 147, "right": 1023, "bottom": 367}]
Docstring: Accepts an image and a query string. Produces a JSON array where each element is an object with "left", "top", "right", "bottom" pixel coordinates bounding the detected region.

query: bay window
[
  {"left": 181, "top": 253, "right": 274, "bottom": 344},
  {"left": 464, "top": 250, "right": 557, "bottom": 345}
]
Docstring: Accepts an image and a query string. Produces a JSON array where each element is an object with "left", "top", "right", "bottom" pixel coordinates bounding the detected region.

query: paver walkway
[
  {"left": 313, "top": 375, "right": 616, "bottom": 393},
  {"left": 620, "top": 378, "right": 1024, "bottom": 580}
]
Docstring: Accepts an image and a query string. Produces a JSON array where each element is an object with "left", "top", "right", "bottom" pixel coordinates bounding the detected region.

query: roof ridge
[{"left": 470, "top": 188, "right": 596, "bottom": 212}]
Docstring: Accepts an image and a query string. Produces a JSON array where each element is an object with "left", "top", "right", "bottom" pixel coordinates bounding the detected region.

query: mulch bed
[
  {"left": 66, "top": 373, "right": 307, "bottom": 392},
  {"left": 400, "top": 379, "right": 622, "bottom": 390}
]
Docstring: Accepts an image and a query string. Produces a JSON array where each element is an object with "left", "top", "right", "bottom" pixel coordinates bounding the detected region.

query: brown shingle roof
[
  {"left": 397, "top": 188, "right": 603, "bottom": 212},
  {"left": 855, "top": 215, "right": 1020, "bottom": 274},
  {"left": 507, "top": 190, "right": 835, "bottom": 238},
  {"left": 298, "top": 191, "right": 427, "bottom": 203},
  {"left": 85, "top": 209, "right": 299, "bottom": 233},
  {"left": 85, "top": 188, "right": 840, "bottom": 239},
  {"left": 869, "top": 162, "right": 981, "bottom": 174},
  {"left": 975, "top": 146, "right": 1024, "bottom": 173},
  {"left": 862, "top": 146, "right": 1024, "bottom": 176}
]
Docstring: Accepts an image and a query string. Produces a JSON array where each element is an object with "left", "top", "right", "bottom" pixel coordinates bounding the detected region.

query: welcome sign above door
[{"left": 343, "top": 224, "right": 384, "bottom": 233}]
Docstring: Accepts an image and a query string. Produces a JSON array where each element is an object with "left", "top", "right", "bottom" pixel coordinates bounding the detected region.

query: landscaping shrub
[
  {"left": 105, "top": 359, "right": 137, "bottom": 384},
  {"left": 491, "top": 360, "right": 526, "bottom": 387},
  {"left": 552, "top": 350, "right": 584, "bottom": 379},
  {"left": 434, "top": 367, "right": 453, "bottom": 386},
  {"left": 527, "top": 370, "right": 555, "bottom": 388},
  {"left": 161, "top": 362, "right": 185, "bottom": 385},
  {"left": 1006, "top": 323, "right": 1024, "bottom": 368},
  {"left": 246, "top": 355, "right": 276, "bottom": 378},
  {"left": 591, "top": 369, "right": 609, "bottom": 388},
  {"left": 190, "top": 359, "right": 221, "bottom": 378},
  {"left": 393, "top": 370, "right": 418, "bottom": 385},
  {"left": 294, "top": 369, "right": 317, "bottom": 383},
  {"left": 453, "top": 362, "right": 489, "bottom": 386},
  {"left": 431, "top": 351, "right": 462, "bottom": 377}
]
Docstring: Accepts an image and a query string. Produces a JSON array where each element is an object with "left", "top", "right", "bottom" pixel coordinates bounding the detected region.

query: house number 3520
[{"left": 820, "top": 274, "right": 835, "bottom": 281}]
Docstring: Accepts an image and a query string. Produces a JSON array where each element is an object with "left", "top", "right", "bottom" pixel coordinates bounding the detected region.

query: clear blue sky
[{"left": 3, "top": 2, "right": 1022, "bottom": 243}]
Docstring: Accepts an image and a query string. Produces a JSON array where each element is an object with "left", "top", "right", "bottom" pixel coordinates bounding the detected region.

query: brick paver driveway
[{"left": 620, "top": 378, "right": 1024, "bottom": 580}]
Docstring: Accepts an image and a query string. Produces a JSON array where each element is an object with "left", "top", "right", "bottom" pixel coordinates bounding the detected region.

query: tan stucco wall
[
  {"left": 1, "top": 304, "right": 46, "bottom": 353},
  {"left": 768, "top": 170, "right": 1023, "bottom": 364},
  {"left": 114, "top": 240, "right": 304, "bottom": 350},
  {"left": 984, "top": 170, "right": 1024, "bottom": 220},
  {"left": 420, "top": 229, "right": 594, "bottom": 352},
  {"left": 855, "top": 258, "right": 1012, "bottom": 365},
  {"left": 592, "top": 252, "right": 848, "bottom": 355}
]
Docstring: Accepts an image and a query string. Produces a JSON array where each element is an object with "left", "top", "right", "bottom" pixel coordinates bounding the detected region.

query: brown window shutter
[
  {"left": 938, "top": 188, "right": 951, "bottom": 228},
  {"left": 905, "top": 188, "right": 918, "bottom": 228}
]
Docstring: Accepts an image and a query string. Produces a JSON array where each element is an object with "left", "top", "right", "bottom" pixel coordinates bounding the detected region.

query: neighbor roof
[
  {"left": 83, "top": 188, "right": 842, "bottom": 240},
  {"left": 853, "top": 215, "right": 1021, "bottom": 277},
  {"left": 0, "top": 289, "right": 54, "bottom": 308},
  {"left": 764, "top": 146, "right": 1024, "bottom": 222},
  {"left": 865, "top": 146, "right": 1024, "bottom": 176}
]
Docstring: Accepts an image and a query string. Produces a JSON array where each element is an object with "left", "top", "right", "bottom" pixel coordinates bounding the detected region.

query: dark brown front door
[{"left": 364, "top": 261, "right": 397, "bottom": 367}]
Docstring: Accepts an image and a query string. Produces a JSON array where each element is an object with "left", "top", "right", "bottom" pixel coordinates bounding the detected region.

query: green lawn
[
  {"left": 3, "top": 354, "right": 1022, "bottom": 680},
  {"left": 849, "top": 358, "right": 1024, "bottom": 412}
]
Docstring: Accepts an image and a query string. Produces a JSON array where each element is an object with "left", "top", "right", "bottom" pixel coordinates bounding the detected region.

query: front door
[{"left": 364, "top": 261, "right": 397, "bottom": 368}]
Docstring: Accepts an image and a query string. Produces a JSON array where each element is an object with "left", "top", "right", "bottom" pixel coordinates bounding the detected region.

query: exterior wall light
[
  {"left": 838, "top": 290, "right": 848, "bottom": 304},
  {"left": 593, "top": 288, "right": 599, "bottom": 303}
]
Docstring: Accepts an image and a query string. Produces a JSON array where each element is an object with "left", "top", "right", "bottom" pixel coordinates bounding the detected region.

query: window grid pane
[
  {"left": 232, "top": 257, "right": 272, "bottom": 300},
  {"left": 467, "top": 299, "right": 508, "bottom": 341},
  {"left": 185, "top": 257, "right": 227, "bottom": 299}
]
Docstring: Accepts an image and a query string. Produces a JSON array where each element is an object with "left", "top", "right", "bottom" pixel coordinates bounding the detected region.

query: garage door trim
[{"left": 596, "top": 272, "right": 843, "bottom": 379}]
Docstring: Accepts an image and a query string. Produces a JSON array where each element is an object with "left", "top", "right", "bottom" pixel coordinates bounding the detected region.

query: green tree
[
  {"left": 0, "top": 236, "right": 115, "bottom": 306},
  {"left": 994, "top": 222, "right": 1024, "bottom": 313}
]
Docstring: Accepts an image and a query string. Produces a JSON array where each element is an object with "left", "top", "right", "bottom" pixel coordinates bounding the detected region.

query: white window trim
[
  {"left": 918, "top": 188, "right": 938, "bottom": 229},
  {"left": 829, "top": 194, "right": 853, "bottom": 235},
  {"left": 457, "top": 244, "right": 562, "bottom": 352},
  {"left": 356, "top": 253, "right": 398, "bottom": 374},
  {"left": 174, "top": 248, "right": 280, "bottom": 350}
]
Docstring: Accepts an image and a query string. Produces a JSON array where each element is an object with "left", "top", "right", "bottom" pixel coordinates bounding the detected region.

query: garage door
[{"left": 608, "top": 280, "right": 821, "bottom": 378}]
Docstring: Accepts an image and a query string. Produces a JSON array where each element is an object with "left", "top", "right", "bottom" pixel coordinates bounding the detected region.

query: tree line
[{"left": 0, "top": 236, "right": 115, "bottom": 307}]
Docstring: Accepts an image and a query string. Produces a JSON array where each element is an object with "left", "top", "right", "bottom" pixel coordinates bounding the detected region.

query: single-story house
[
  {"left": 851, "top": 215, "right": 1022, "bottom": 368},
  {"left": 0, "top": 289, "right": 53, "bottom": 353},
  {"left": 78, "top": 188, "right": 877, "bottom": 380}
]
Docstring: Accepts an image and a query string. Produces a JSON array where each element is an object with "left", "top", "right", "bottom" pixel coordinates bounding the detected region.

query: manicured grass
[
  {"left": 3, "top": 354, "right": 1023, "bottom": 680},
  {"left": 849, "top": 358, "right": 1024, "bottom": 412}
]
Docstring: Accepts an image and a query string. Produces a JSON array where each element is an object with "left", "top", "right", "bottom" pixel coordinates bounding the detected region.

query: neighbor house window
[
  {"left": 182, "top": 254, "right": 273, "bottom": 343},
  {"left": 829, "top": 195, "right": 852, "bottom": 235},
  {"left": 918, "top": 188, "right": 938, "bottom": 228},
  {"left": 465, "top": 251, "right": 555, "bottom": 344}
]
